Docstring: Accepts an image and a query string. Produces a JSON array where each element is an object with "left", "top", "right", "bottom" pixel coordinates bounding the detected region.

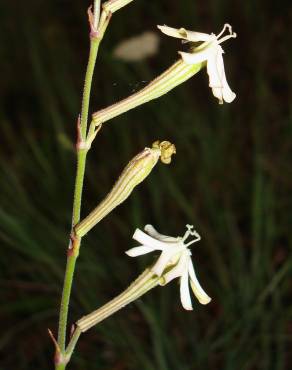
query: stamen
[
  {"left": 218, "top": 32, "right": 237, "bottom": 44},
  {"left": 216, "top": 23, "right": 237, "bottom": 44},
  {"left": 216, "top": 23, "right": 232, "bottom": 39},
  {"left": 182, "top": 224, "right": 193, "bottom": 241},
  {"left": 182, "top": 224, "right": 201, "bottom": 246},
  {"left": 185, "top": 235, "right": 201, "bottom": 247}
]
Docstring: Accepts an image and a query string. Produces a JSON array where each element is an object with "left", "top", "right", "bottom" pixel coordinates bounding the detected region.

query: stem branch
[{"left": 57, "top": 238, "right": 80, "bottom": 352}]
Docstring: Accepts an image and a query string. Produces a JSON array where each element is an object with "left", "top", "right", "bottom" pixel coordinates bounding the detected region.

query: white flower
[
  {"left": 157, "top": 23, "right": 237, "bottom": 104},
  {"left": 126, "top": 224, "right": 211, "bottom": 310}
]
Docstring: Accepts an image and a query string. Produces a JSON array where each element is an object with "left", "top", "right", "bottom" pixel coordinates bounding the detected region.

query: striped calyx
[
  {"left": 103, "top": 0, "right": 135, "bottom": 14},
  {"left": 75, "top": 141, "right": 176, "bottom": 237},
  {"left": 76, "top": 269, "right": 159, "bottom": 332},
  {"left": 92, "top": 59, "right": 204, "bottom": 127}
]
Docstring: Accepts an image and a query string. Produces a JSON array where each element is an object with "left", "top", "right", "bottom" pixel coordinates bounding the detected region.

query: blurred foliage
[{"left": 0, "top": 0, "right": 291, "bottom": 369}]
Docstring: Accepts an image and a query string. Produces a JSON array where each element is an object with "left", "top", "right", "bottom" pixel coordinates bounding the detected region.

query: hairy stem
[
  {"left": 65, "top": 327, "right": 82, "bottom": 361},
  {"left": 57, "top": 238, "right": 80, "bottom": 352},
  {"left": 80, "top": 38, "right": 101, "bottom": 141},
  {"left": 72, "top": 150, "right": 88, "bottom": 231},
  {"left": 55, "top": 7, "right": 110, "bottom": 368}
]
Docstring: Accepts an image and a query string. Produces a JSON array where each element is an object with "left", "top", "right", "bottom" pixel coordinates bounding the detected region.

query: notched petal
[{"left": 207, "top": 47, "right": 236, "bottom": 104}]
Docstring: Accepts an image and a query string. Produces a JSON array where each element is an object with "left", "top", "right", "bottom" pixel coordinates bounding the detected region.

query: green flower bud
[{"left": 75, "top": 141, "right": 176, "bottom": 237}]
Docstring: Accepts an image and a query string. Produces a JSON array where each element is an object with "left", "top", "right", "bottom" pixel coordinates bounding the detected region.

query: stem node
[{"left": 68, "top": 233, "right": 81, "bottom": 257}]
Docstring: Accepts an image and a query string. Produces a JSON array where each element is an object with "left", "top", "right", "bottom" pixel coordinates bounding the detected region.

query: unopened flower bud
[
  {"left": 75, "top": 141, "right": 176, "bottom": 237},
  {"left": 152, "top": 140, "right": 176, "bottom": 164}
]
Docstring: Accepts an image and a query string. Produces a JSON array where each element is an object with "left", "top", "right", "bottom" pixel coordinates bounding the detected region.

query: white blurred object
[{"left": 113, "top": 31, "right": 160, "bottom": 62}]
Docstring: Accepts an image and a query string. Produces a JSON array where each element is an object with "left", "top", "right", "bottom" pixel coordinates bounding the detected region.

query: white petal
[
  {"left": 184, "top": 30, "right": 215, "bottom": 42},
  {"left": 180, "top": 268, "right": 193, "bottom": 310},
  {"left": 157, "top": 25, "right": 186, "bottom": 39},
  {"left": 157, "top": 25, "right": 213, "bottom": 42},
  {"left": 162, "top": 251, "right": 189, "bottom": 284},
  {"left": 125, "top": 245, "right": 156, "bottom": 257},
  {"left": 152, "top": 243, "right": 186, "bottom": 276},
  {"left": 221, "top": 75, "right": 236, "bottom": 103},
  {"left": 179, "top": 49, "right": 210, "bottom": 65},
  {"left": 132, "top": 228, "right": 167, "bottom": 250},
  {"left": 207, "top": 47, "right": 223, "bottom": 86},
  {"left": 188, "top": 260, "right": 211, "bottom": 305},
  {"left": 144, "top": 224, "right": 178, "bottom": 242},
  {"left": 152, "top": 249, "right": 176, "bottom": 276},
  {"left": 207, "top": 48, "right": 236, "bottom": 104},
  {"left": 206, "top": 48, "right": 224, "bottom": 103},
  {"left": 151, "top": 251, "right": 171, "bottom": 276}
]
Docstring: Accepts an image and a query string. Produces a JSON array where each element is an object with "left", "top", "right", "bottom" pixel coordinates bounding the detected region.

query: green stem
[
  {"left": 65, "top": 327, "right": 82, "bottom": 360},
  {"left": 56, "top": 40, "right": 99, "bottom": 350},
  {"left": 57, "top": 239, "right": 80, "bottom": 352},
  {"left": 80, "top": 38, "right": 101, "bottom": 139},
  {"left": 72, "top": 149, "right": 88, "bottom": 226},
  {"left": 55, "top": 7, "right": 110, "bottom": 367}
]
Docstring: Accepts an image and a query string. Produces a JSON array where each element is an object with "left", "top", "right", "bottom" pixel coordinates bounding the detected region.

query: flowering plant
[{"left": 50, "top": 1, "right": 236, "bottom": 369}]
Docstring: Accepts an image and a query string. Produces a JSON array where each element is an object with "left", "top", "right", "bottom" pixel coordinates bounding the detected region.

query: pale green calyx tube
[
  {"left": 92, "top": 60, "right": 204, "bottom": 127},
  {"left": 76, "top": 268, "right": 160, "bottom": 332},
  {"left": 74, "top": 141, "right": 176, "bottom": 237},
  {"left": 102, "top": 0, "right": 135, "bottom": 14}
]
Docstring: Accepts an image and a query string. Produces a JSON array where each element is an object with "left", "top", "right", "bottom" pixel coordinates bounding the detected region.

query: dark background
[{"left": 0, "top": 0, "right": 291, "bottom": 369}]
